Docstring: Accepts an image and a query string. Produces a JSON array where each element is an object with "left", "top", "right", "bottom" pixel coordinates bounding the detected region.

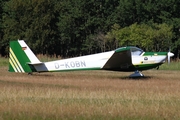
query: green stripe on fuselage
[
  {"left": 48, "top": 67, "right": 101, "bottom": 72},
  {"left": 132, "top": 63, "right": 162, "bottom": 71},
  {"left": 143, "top": 52, "right": 167, "bottom": 56}
]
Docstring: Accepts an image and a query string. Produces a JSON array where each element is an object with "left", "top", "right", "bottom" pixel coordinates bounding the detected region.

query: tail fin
[{"left": 9, "top": 40, "right": 41, "bottom": 73}]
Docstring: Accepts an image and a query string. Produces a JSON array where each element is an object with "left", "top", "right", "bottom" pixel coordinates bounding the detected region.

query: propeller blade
[{"left": 167, "top": 52, "right": 174, "bottom": 64}]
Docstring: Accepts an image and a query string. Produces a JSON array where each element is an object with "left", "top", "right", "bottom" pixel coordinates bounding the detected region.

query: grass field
[{"left": 0, "top": 57, "right": 180, "bottom": 120}]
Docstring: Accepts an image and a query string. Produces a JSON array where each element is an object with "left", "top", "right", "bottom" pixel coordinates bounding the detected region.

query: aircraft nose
[{"left": 168, "top": 52, "right": 174, "bottom": 57}]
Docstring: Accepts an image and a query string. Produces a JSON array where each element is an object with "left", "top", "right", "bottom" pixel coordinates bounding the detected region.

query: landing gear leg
[
  {"left": 156, "top": 66, "right": 159, "bottom": 70},
  {"left": 129, "top": 70, "right": 144, "bottom": 78}
]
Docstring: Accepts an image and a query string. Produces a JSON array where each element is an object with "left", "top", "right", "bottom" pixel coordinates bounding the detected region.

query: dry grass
[{"left": 0, "top": 66, "right": 180, "bottom": 120}]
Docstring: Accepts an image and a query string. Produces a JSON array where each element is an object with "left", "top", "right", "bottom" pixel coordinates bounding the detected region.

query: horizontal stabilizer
[{"left": 27, "top": 62, "right": 44, "bottom": 65}]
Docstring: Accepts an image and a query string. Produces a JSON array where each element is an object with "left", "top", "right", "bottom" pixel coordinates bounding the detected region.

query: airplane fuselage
[{"left": 32, "top": 50, "right": 168, "bottom": 72}]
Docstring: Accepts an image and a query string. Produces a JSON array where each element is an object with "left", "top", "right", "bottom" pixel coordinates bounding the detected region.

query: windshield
[{"left": 130, "top": 47, "right": 144, "bottom": 56}]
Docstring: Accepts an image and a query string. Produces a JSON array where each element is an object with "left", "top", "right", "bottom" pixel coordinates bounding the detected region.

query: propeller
[{"left": 167, "top": 51, "right": 174, "bottom": 64}]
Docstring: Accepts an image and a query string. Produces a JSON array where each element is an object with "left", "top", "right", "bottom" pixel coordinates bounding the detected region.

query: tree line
[{"left": 0, "top": 0, "right": 180, "bottom": 58}]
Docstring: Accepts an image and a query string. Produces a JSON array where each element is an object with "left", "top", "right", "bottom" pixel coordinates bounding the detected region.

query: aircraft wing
[{"left": 102, "top": 47, "right": 132, "bottom": 71}]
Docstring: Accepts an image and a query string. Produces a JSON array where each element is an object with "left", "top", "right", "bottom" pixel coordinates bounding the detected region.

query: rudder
[{"left": 9, "top": 40, "right": 40, "bottom": 73}]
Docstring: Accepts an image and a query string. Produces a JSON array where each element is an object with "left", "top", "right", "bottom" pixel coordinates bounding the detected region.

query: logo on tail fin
[{"left": 22, "top": 47, "right": 27, "bottom": 50}]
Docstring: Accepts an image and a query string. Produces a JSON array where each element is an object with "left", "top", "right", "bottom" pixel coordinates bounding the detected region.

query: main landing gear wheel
[{"left": 129, "top": 70, "right": 144, "bottom": 78}]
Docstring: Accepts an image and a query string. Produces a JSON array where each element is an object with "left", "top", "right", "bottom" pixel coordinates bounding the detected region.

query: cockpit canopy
[
  {"left": 130, "top": 47, "right": 144, "bottom": 56},
  {"left": 115, "top": 46, "right": 144, "bottom": 56}
]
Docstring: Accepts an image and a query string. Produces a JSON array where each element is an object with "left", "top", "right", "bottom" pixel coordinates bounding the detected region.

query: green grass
[
  {"left": 0, "top": 69, "right": 180, "bottom": 120},
  {"left": 1, "top": 58, "right": 180, "bottom": 120},
  {"left": 0, "top": 57, "right": 8, "bottom": 66},
  {"left": 159, "top": 61, "right": 180, "bottom": 70}
]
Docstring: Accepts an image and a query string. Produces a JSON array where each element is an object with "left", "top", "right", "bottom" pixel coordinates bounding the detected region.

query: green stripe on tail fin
[{"left": 9, "top": 40, "right": 40, "bottom": 73}]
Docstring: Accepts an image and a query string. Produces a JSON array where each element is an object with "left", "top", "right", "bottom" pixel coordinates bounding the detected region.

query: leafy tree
[
  {"left": 105, "top": 23, "right": 120, "bottom": 50},
  {"left": 151, "top": 23, "right": 173, "bottom": 51},
  {"left": 56, "top": 0, "right": 85, "bottom": 57},
  {"left": 106, "top": 23, "right": 173, "bottom": 51},
  {"left": 171, "top": 18, "right": 180, "bottom": 58},
  {"left": 0, "top": 0, "right": 3, "bottom": 39},
  {"left": 2, "top": 0, "right": 59, "bottom": 55},
  {"left": 56, "top": 0, "right": 120, "bottom": 56},
  {"left": 0, "top": 0, "right": 9, "bottom": 56},
  {"left": 0, "top": 0, "right": 180, "bottom": 59}
]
